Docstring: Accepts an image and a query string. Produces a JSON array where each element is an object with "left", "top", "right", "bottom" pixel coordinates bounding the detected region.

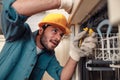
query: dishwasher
[{"left": 78, "top": 3, "right": 120, "bottom": 80}]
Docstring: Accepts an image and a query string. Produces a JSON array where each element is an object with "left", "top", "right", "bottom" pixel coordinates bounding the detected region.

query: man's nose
[{"left": 55, "top": 34, "right": 61, "bottom": 41}]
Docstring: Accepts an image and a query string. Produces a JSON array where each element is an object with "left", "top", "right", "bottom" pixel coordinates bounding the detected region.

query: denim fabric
[{"left": 0, "top": 0, "right": 63, "bottom": 80}]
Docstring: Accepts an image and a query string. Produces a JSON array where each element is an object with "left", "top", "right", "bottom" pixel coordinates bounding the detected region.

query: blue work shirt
[{"left": 0, "top": 0, "right": 63, "bottom": 80}]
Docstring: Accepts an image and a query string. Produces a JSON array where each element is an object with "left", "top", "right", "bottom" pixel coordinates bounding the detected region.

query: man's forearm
[
  {"left": 60, "top": 57, "right": 77, "bottom": 80},
  {"left": 12, "top": 0, "right": 60, "bottom": 16}
]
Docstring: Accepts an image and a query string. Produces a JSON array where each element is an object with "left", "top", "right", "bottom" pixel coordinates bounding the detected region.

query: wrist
[
  {"left": 58, "top": 0, "right": 61, "bottom": 8},
  {"left": 59, "top": 0, "right": 73, "bottom": 13},
  {"left": 69, "top": 50, "right": 81, "bottom": 62}
]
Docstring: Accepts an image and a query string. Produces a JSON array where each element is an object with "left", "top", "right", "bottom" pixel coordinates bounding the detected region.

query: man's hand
[
  {"left": 69, "top": 31, "right": 97, "bottom": 61},
  {"left": 59, "top": 0, "right": 73, "bottom": 14}
]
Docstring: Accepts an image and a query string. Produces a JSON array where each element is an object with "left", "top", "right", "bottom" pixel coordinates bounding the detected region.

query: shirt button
[
  {"left": 31, "top": 64, "right": 34, "bottom": 67},
  {"left": 24, "top": 77, "right": 29, "bottom": 80}
]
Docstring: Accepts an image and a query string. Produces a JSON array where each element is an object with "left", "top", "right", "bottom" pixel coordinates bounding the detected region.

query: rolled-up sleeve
[{"left": 1, "top": 0, "right": 29, "bottom": 42}]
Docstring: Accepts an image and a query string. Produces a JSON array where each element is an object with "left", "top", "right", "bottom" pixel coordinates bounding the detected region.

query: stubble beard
[{"left": 40, "top": 33, "right": 53, "bottom": 51}]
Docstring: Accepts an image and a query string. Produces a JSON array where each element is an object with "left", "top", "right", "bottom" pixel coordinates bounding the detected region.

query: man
[{"left": 0, "top": 0, "right": 97, "bottom": 80}]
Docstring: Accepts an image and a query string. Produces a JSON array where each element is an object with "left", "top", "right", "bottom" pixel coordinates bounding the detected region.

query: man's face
[{"left": 40, "top": 25, "right": 64, "bottom": 50}]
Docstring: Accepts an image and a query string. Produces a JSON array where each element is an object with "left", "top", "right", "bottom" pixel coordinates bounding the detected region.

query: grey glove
[
  {"left": 59, "top": 0, "right": 73, "bottom": 14},
  {"left": 69, "top": 31, "right": 97, "bottom": 61}
]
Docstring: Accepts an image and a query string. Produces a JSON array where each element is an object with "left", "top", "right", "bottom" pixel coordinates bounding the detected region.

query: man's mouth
[{"left": 51, "top": 40, "right": 58, "bottom": 47}]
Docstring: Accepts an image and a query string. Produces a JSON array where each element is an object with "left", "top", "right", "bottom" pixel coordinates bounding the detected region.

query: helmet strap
[{"left": 42, "top": 24, "right": 51, "bottom": 30}]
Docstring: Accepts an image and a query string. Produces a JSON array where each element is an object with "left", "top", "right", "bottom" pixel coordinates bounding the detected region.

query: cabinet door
[
  {"left": 68, "top": 0, "right": 101, "bottom": 24},
  {"left": 108, "top": 0, "right": 120, "bottom": 25}
]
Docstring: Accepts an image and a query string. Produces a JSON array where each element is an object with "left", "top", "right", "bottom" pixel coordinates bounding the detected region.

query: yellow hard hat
[{"left": 38, "top": 13, "right": 71, "bottom": 35}]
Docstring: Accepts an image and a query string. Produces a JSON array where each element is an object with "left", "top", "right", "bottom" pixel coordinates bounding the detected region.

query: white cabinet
[
  {"left": 68, "top": 0, "right": 107, "bottom": 25},
  {"left": 108, "top": 0, "right": 120, "bottom": 25}
]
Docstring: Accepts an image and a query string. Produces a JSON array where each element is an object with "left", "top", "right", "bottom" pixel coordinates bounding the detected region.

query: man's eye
[
  {"left": 60, "top": 33, "right": 64, "bottom": 37},
  {"left": 52, "top": 29, "right": 57, "bottom": 33}
]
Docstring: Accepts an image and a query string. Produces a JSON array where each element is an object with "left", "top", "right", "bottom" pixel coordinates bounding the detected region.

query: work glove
[
  {"left": 69, "top": 31, "right": 97, "bottom": 61},
  {"left": 59, "top": 0, "right": 73, "bottom": 14}
]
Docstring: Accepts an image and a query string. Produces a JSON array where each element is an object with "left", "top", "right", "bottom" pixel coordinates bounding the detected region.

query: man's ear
[{"left": 38, "top": 27, "right": 43, "bottom": 35}]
